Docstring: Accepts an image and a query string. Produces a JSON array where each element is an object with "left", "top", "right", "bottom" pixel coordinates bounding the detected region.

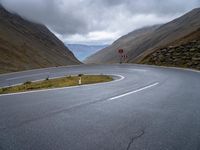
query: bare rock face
[{"left": 0, "top": 5, "right": 80, "bottom": 74}]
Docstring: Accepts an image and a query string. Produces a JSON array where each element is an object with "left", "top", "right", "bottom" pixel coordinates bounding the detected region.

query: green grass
[{"left": 0, "top": 75, "right": 113, "bottom": 94}]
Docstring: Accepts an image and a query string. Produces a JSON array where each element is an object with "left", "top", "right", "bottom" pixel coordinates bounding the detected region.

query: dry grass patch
[{"left": 0, "top": 75, "right": 113, "bottom": 94}]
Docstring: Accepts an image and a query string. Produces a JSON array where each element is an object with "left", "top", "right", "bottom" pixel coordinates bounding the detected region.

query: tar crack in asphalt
[{"left": 126, "top": 129, "right": 145, "bottom": 150}]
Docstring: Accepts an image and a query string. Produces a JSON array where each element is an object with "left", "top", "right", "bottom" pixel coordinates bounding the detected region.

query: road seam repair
[{"left": 108, "top": 82, "right": 159, "bottom": 101}]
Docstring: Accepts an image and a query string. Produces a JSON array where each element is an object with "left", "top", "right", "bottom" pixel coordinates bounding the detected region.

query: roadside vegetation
[{"left": 0, "top": 75, "right": 113, "bottom": 94}]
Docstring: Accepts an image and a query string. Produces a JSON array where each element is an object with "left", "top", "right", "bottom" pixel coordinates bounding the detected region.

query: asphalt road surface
[{"left": 0, "top": 64, "right": 200, "bottom": 150}]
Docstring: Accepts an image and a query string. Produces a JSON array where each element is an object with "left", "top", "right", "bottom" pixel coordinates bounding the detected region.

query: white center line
[
  {"left": 108, "top": 82, "right": 159, "bottom": 101},
  {"left": 128, "top": 69, "right": 147, "bottom": 72}
]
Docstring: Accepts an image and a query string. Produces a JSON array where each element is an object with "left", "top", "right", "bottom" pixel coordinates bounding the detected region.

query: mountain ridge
[
  {"left": 85, "top": 25, "right": 160, "bottom": 64},
  {"left": 85, "top": 8, "right": 200, "bottom": 64},
  {"left": 0, "top": 5, "right": 80, "bottom": 74},
  {"left": 134, "top": 7, "right": 200, "bottom": 63}
]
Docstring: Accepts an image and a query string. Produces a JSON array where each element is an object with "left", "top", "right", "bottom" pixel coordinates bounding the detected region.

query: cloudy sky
[{"left": 0, "top": 0, "right": 199, "bottom": 45}]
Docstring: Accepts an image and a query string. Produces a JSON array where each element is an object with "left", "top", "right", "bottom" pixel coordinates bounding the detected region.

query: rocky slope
[
  {"left": 0, "top": 5, "right": 80, "bottom": 74},
  {"left": 140, "top": 28, "right": 200, "bottom": 70},
  {"left": 85, "top": 8, "right": 200, "bottom": 64}
]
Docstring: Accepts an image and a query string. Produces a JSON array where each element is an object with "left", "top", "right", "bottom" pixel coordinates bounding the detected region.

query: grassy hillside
[{"left": 0, "top": 5, "right": 80, "bottom": 74}]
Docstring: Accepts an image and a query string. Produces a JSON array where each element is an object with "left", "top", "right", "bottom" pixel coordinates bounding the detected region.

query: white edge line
[
  {"left": 108, "top": 82, "right": 159, "bottom": 101},
  {"left": 0, "top": 64, "right": 82, "bottom": 77},
  {"left": 2, "top": 75, "right": 70, "bottom": 88},
  {"left": 0, "top": 74, "right": 125, "bottom": 97},
  {"left": 136, "top": 64, "right": 200, "bottom": 73},
  {"left": 1, "top": 74, "right": 125, "bottom": 88},
  {"left": 6, "top": 72, "right": 49, "bottom": 80}
]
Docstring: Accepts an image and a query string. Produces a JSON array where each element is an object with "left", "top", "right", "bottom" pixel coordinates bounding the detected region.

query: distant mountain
[
  {"left": 67, "top": 44, "right": 108, "bottom": 61},
  {"left": 0, "top": 5, "right": 80, "bottom": 74},
  {"left": 85, "top": 8, "right": 200, "bottom": 65}
]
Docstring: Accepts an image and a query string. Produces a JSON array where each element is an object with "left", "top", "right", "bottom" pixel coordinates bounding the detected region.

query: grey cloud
[
  {"left": 1, "top": 0, "right": 88, "bottom": 34},
  {"left": 94, "top": 0, "right": 200, "bottom": 15},
  {"left": 0, "top": 0, "right": 199, "bottom": 44}
]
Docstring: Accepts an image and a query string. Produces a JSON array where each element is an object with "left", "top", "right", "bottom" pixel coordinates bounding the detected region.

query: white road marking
[
  {"left": 0, "top": 64, "right": 81, "bottom": 77},
  {"left": 128, "top": 69, "right": 147, "bottom": 72},
  {"left": 110, "top": 74, "right": 125, "bottom": 82},
  {"left": 138, "top": 64, "right": 200, "bottom": 73},
  {"left": 2, "top": 75, "right": 69, "bottom": 88},
  {"left": 2, "top": 74, "right": 125, "bottom": 88},
  {"left": 6, "top": 72, "right": 49, "bottom": 80},
  {"left": 108, "top": 82, "right": 159, "bottom": 101},
  {"left": 0, "top": 74, "right": 125, "bottom": 97}
]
